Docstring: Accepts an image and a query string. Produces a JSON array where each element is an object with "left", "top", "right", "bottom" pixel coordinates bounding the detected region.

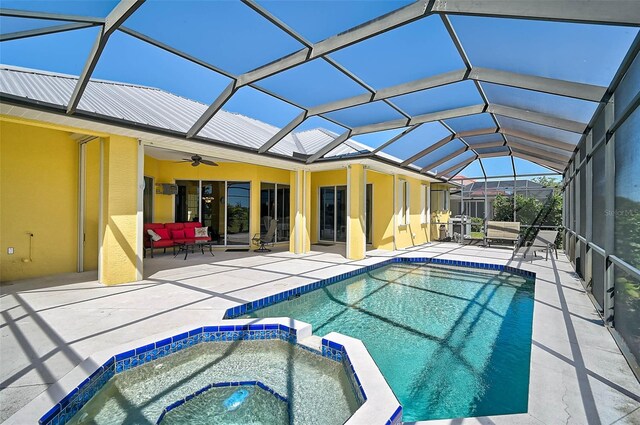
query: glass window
[
  {"left": 320, "top": 187, "right": 335, "bottom": 241},
  {"left": 431, "top": 189, "right": 449, "bottom": 212},
  {"left": 421, "top": 184, "right": 430, "bottom": 224},
  {"left": 319, "top": 186, "right": 347, "bottom": 242},
  {"left": 175, "top": 180, "right": 200, "bottom": 223},
  {"left": 277, "top": 185, "right": 291, "bottom": 243},
  {"left": 336, "top": 186, "right": 347, "bottom": 243},
  {"left": 260, "top": 183, "right": 276, "bottom": 234},
  {"left": 143, "top": 176, "right": 153, "bottom": 224},
  {"left": 399, "top": 180, "right": 410, "bottom": 225},
  {"left": 614, "top": 107, "right": 640, "bottom": 269},
  {"left": 227, "top": 182, "right": 251, "bottom": 245},
  {"left": 260, "top": 183, "right": 290, "bottom": 243},
  {"left": 366, "top": 184, "right": 373, "bottom": 245}
]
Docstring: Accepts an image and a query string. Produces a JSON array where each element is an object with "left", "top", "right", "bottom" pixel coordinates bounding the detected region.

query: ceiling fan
[{"left": 178, "top": 154, "right": 218, "bottom": 167}]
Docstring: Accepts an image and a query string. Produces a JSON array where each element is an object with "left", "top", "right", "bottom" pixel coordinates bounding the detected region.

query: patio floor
[{"left": 1, "top": 243, "right": 639, "bottom": 424}]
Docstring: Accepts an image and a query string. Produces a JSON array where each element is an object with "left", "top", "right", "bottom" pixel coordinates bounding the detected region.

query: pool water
[
  {"left": 67, "top": 340, "right": 359, "bottom": 425},
  {"left": 246, "top": 262, "right": 535, "bottom": 421},
  {"left": 160, "top": 385, "right": 289, "bottom": 424}
]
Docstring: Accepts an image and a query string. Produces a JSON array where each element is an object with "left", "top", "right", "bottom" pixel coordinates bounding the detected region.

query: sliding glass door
[
  {"left": 176, "top": 180, "right": 250, "bottom": 246},
  {"left": 319, "top": 186, "right": 347, "bottom": 243},
  {"left": 226, "top": 182, "right": 251, "bottom": 245},
  {"left": 201, "top": 181, "right": 225, "bottom": 245},
  {"left": 260, "top": 183, "right": 290, "bottom": 242},
  {"left": 175, "top": 180, "right": 200, "bottom": 222}
]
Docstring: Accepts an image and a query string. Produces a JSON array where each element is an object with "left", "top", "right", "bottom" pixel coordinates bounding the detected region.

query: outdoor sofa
[{"left": 143, "top": 222, "right": 211, "bottom": 258}]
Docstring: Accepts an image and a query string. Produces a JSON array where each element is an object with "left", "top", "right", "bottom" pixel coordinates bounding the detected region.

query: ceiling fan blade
[
  {"left": 200, "top": 159, "right": 218, "bottom": 166},
  {"left": 191, "top": 161, "right": 199, "bottom": 167}
]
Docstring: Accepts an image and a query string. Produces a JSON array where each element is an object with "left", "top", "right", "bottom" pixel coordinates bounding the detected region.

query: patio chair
[
  {"left": 252, "top": 218, "right": 277, "bottom": 252},
  {"left": 515, "top": 229, "right": 558, "bottom": 260}
]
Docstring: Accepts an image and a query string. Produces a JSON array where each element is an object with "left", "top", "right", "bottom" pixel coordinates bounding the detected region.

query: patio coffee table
[{"left": 174, "top": 241, "right": 215, "bottom": 260}]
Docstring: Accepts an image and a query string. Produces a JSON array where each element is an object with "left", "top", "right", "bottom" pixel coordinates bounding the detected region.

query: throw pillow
[
  {"left": 172, "top": 230, "right": 185, "bottom": 240},
  {"left": 147, "top": 229, "right": 161, "bottom": 242},
  {"left": 156, "top": 228, "right": 170, "bottom": 240},
  {"left": 184, "top": 227, "right": 196, "bottom": 239},
  {"left": 194, "top": 227, "right": 209, "bottom": 237}
]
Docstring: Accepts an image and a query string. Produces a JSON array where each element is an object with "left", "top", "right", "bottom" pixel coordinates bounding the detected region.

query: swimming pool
[
  {"left": 244, "top": 261, "right": 535, "bottom": 422},
  {"left": 66, "top": 339, "right": 359, "bottom": 425}
]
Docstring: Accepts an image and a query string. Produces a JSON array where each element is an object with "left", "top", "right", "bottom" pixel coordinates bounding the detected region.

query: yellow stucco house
[{"left": 1, "top": 65, "right": 453, "bottom": 285}]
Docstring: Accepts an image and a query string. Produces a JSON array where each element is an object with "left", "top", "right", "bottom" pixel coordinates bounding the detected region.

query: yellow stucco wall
[
  {"left": 100, "top": 136, "right": 140, "bottom": 285},
  {"left": 143, "top": 156, "right": 291, "bottom": 246},
  {"left": 288, "top": 170, "right": 311, "bottom": 254},
  {"left": 393, "top": 174, "right": 433, "bottom": 249},
  {"left": 347, "top": 165, "right": 366, "bottom": 259},
  {"left": 0, "top": 121, "right": 80, "bottom": 281},
  {"left": 365, "top": 170, "right": 395, "bottom": 250}
]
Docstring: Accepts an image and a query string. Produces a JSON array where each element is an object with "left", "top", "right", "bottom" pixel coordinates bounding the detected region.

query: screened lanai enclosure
[{"left": 1, "top": 0, "right": 639, "bottom": 377}]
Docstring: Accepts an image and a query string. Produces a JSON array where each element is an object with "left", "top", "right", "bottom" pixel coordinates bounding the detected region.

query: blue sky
[{"left": 1, "top": 0, "right": 638, "bottom": 177}]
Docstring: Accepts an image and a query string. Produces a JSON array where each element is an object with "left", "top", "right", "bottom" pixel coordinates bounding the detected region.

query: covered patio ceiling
[{"left": 1, "top": 0, "right": 639, "bottom": 180}]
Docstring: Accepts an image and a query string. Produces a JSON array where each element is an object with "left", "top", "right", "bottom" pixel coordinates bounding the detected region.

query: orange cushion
[{"left": 171, "top": 230, "right": 185, "bottom": 240}]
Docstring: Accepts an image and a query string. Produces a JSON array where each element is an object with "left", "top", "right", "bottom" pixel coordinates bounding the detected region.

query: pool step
[{"left": 298, "top": 335, "right": 323, "bottom": 353}]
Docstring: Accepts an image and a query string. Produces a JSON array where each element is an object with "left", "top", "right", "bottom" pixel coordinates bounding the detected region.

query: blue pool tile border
[
  {"left": 224, "top": 257, "right": 536, "bottom": 320},
  {"left": 155, "top": 380, "right": 288, "bottom": 424},
  {"left": 39, "top": 324, "right": 302, "bottom": 425}
]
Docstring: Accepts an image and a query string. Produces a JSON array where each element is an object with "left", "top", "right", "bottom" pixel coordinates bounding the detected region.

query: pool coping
[{"left": 4, "top": 317, "right": 401, "bottom": 425}]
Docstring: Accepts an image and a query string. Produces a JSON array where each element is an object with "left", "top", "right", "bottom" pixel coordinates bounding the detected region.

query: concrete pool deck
[{"left": 1, "top": 243, "right": 639, "bottom": 424}]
